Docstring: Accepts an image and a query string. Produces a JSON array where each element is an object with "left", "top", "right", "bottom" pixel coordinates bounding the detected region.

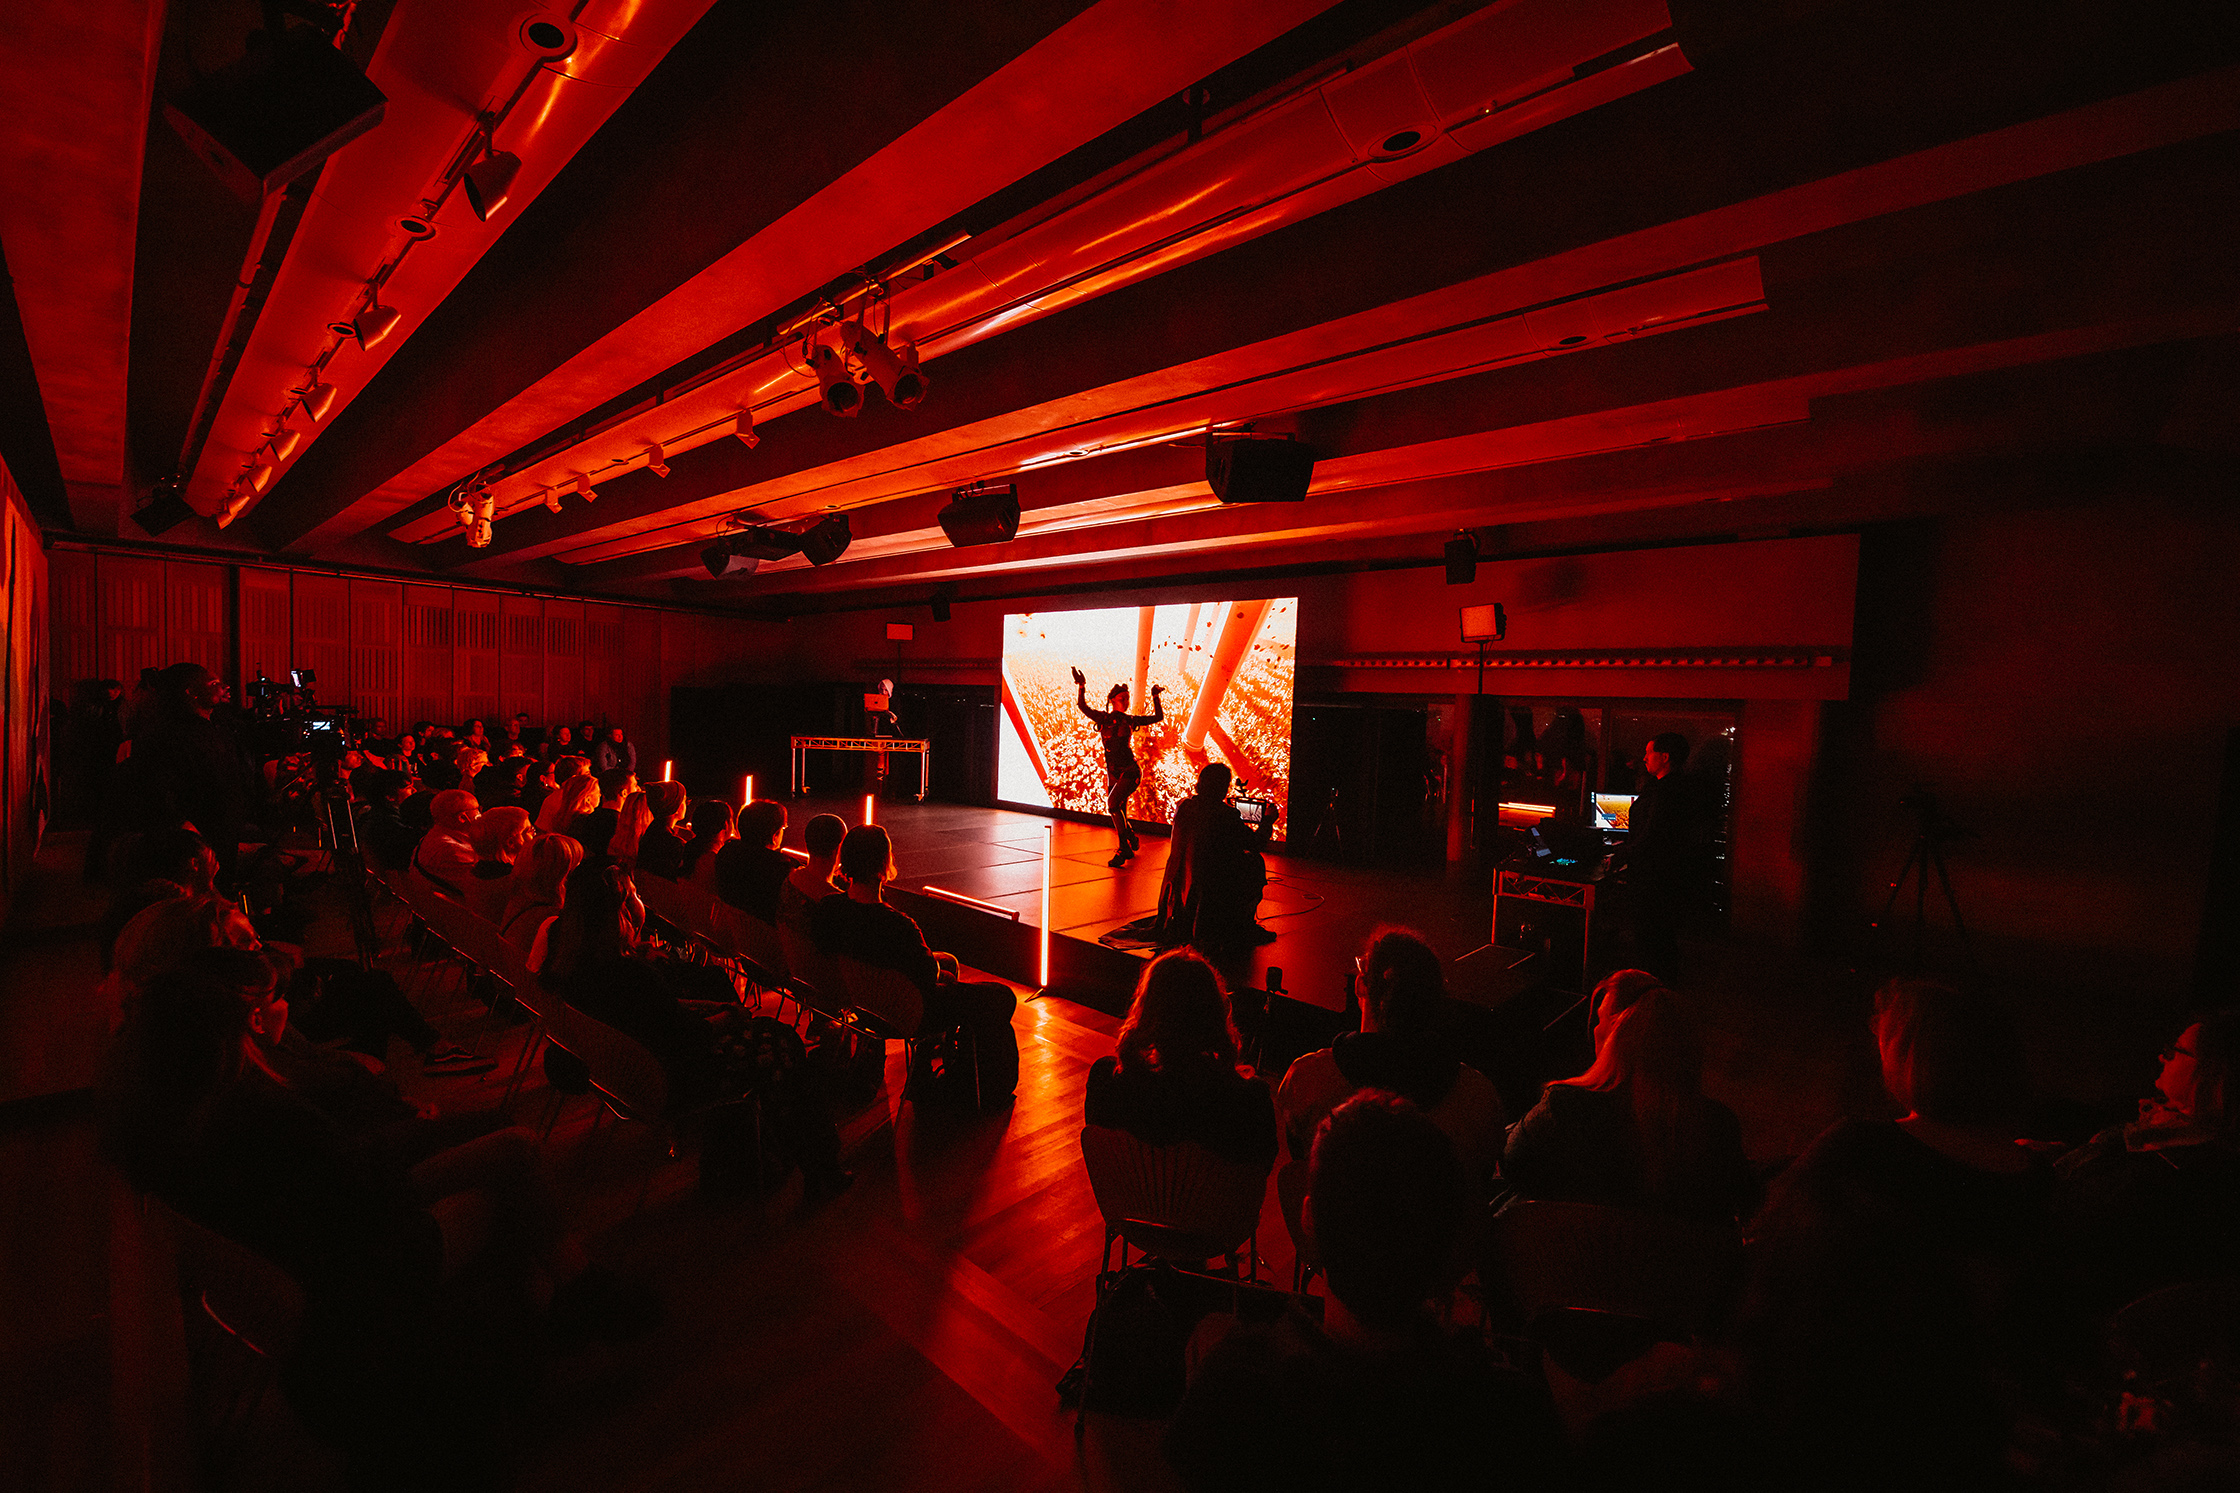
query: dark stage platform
[{"left": 778, "top": 795, "right": 1537, "bottom": 1018}]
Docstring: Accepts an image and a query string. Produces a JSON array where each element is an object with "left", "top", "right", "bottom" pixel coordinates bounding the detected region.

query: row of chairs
[
  {"left": 632, "top": 871, "right": 983, "bottom": 1111},
  {"left": 1071, "top": 1118, "right": 1746, "bottom": 1431}
]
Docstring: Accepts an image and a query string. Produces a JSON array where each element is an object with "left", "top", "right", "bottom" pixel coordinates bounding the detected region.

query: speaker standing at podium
[{"left": 1616, "top": 732, "right": 1698, "bottom": 983}]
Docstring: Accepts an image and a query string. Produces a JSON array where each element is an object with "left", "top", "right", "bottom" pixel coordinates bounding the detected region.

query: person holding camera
[
  {"left": 1158, "top": 761, "right": 1278, "bottom": 951},
  {"left": 1072, "top": 666, "right": 1162, "bottom": 867}
]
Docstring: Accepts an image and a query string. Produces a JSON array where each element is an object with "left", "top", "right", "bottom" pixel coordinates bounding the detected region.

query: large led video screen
[{"left": 998, "top": 599, "right": 1297, "bottom": 837}]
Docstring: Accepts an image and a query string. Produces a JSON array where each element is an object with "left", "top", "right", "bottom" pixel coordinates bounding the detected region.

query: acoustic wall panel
[
  {"left": 292, "top": 574, "right": 352, "bottom": 716},
  {"left": 239, "top": 568, "right": 292, "bottom": 691},
  {"left": 455, "top": 589, "right": 501, "bottom": 729},
  {"left": 501, "top": 595, "right": 543, "bottom": 725},
  {"left": 350, "top": 580, "right": 402, "bottom": 729},
  {"left": 582, "top": 604, "right": 624, "bottom": 733},
  {"left": 97, "top": 555, "right": 167, "bottom": 686},
  {"left": 48, "top": 550, "right": 97, "bottom": 690},
  {"left": 164, "top": 562, "right": 228, "bottom": 680},
  {"left": 543, "top": 598, "right": 583, "bottom": 730},
  {"left": 622, "top": 608, "right": 665, "bottom": 762},
  {"left": 403, "top": 585, "right": 454, "bottom": 730}
]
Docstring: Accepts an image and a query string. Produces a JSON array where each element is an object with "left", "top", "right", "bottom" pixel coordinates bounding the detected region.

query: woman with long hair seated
[
  {"left": 540, "top": 861, "right": 849, "bottom": 1198},
  {"left": 606, "top": 788, "right": 653, "bottom": 867},
  {"left": 1502, "top": 985, "right": 1755, "bottom": 1222},
  {"left": 535, "top": 771, "right": 598, "bottom": 835},
  {"left": 1277, "top": 927, "right": 1506, "bottom": 1192},
  {"left": 464, "top": 807, "right": 534, "bottom": 925},
  {"left": 634, "top": 780, "right": 691, "bottom": 880},
  {"left": 1085, "top": 949, "right": 1276, "bottom": 1170},
  {"left": 502, "top": 832, "right": 582, "bottom": 966},
  {"left": 675, "top": 798, "right": 735, "bottom": 894}
]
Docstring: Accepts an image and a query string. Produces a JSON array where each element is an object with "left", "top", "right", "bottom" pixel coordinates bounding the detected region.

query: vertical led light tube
[
  {"left": 863, "top": 793, "right": 875, "bottom": 826},
  {"left": 1039, "top": 822, "right": 1053, "bottom": 988},
  {"left": 662, "top": 760, "right": 673, "bottom": 781},
  {"left": 742, "top": 774, "right": 753, "bottom": 806}
]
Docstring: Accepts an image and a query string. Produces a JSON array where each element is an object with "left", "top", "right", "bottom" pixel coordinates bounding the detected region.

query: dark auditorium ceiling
[{"left": 1, "top": 0, "right": 2233, "bottom": 615}]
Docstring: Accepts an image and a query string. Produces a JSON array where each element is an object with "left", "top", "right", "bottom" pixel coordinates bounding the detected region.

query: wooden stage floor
[{"left": 788, "top": 794, "right": 1508, "bottom": 1015}]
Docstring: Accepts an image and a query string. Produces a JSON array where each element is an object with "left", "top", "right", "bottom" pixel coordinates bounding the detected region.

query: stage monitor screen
[
  {"left": 1592, "top": 792, "right": 1638, "bottom": 833},
  {"left": 998, "top": 599, "right": 1297, "bottom": 838}
]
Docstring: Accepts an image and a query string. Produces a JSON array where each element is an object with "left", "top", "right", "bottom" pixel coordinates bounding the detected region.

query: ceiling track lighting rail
[{"left": 220, "top": 14, "right": 583, "bottom": 529}]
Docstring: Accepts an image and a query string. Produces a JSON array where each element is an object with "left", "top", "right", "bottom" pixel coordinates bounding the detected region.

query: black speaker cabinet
[
  {"left": 164, "top": 27, "right": 387, "bottom": 200},
  {"left": 1208, "top": 438, "right": 1313, "bottom": 503}
]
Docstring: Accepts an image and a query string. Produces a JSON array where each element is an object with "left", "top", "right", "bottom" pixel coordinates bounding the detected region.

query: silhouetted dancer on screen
[{"left": 1073, "top": 667, "right": 1162, "bottom": 868}]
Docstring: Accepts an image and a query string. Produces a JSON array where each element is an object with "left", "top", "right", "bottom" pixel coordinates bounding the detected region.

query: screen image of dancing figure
[{"left": 996, "top": 599, "right": 1296, "bottom": 840}]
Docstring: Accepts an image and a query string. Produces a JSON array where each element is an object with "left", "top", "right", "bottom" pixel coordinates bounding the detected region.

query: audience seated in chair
[
  {"left": 540, "top": 861, "right": 849, "bottom": 1198},
  {"left": 1734, "top": 977, "right": 2046, "bottom": 1491},
  {"left": 1504, "top": 985, "right": 1756, "bottom": 1223},
  {"left": 2050, "top": 1007, "right": 2240, "bottom": 1314},
  {"left": 779, "top": 812, "right": 846, "bottom": 934},
  {"left": 1164, "top": 1091, "right": 1558, "bottom": 1492},
  {"left": 503, "top": 833, "right": 582, "bottom": 967},
  {"left": 606, "top": 787, "right": 652, "bottom": 867},
  {"left": 570, "top": 767, "right": 633, "bottom": 862},
  {"left": 1277, "top": 927, "right": 1505, "bottom": 1193},
  {"left": 464, "top": 807, "right": 533, "bottom": 925},
  {"left": 536, "top": 770, "right": 597, "bottom": 836},
  {"left": 413, "top": 789, "right": 480, "bottom": 896},
  {"left": 634, "top": 781, "right": 691, "bottom": 880},
  {"left": 714, "top": 799, "right": 794, "bottom": 926},
  {"left": 351, "top": 767, "right": 417, "bottom": 871},
  {"left": 675, "top": 798, "right": 735, "bottom": 895},
  {"left": 1086, "top": 949, "right": 1277, "bottom": 1170},
  {"left": 811, "top": 825, "right": 1019, "bottom": 1102}
]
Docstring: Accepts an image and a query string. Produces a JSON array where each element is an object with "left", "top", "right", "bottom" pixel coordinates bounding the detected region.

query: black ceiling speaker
[
  {"left": 1444, "top": 533, "right": 1478, "bottom": 585},
  {"left": 797, "top": 513, "right": 852, "bottom": 566},
  {"left": 1207, "top": 437, "right": 1313, "bottom": 503},
  {"left": 134, "top": 477, "right": 198, "bottom": 536},
  {"left": 930, "top": 586, "right": 955, "bottom": 622},
  {"left": 726, "top": 526, "right": 805, "bottom": 561},
  {"left": 163, "top": 25, "right": 388, "bottom": 200},
  {"left": 700, "top": 543, "right": 758, "bottom": 578},
  {"left": 937, "top": 485, "right": 1020, "bottom": 548}
]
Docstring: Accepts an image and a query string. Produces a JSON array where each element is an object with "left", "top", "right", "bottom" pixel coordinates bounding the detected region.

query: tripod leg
[
  {"left": 1928, "top": 845, "right": 1975, "bottom": 967},
  {"left": 1872, "top": 837, "right": 1924, "bottom": 932}
]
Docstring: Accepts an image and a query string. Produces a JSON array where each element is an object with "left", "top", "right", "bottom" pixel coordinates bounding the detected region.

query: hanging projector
[{"left": 701, "top": 513, "right": 853, "bottom": 576}]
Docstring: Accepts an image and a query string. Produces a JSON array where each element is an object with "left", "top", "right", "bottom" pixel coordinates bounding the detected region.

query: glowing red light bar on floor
[{"left": 919, "top": 885, "right": 1022, "bottom": 920}]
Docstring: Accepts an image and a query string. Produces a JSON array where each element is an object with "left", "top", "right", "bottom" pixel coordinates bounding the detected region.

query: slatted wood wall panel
[
  {"left": 164, "top": 563, "right": 228, "bottom": 680},
  {"left": 47, "top": 550, "right": 97, "bottom": 689},
  {"left": 350, "top": 581, "right": 402, "bottom": 727},
  {"left": 292, "top": 574, "right": 352, "bottom": 716},
  {"left": 456, "top": 590, "right": 501, "bottom": 730},
  {"left": 622, "top": 608, "right": 666, "bottom": 761},
  {"left": 238, "top": 568, "right": 291, "bottom": 690},
  {"left": 96, "top": 556, "right": 167, "bottom": 687},
  {"left": 543, "top": 598, "right": 583, "bottom": 731},
  {"left": 501, "top": 595, "right": 543, "bottom": 725},
  {"left": 47, "top": 551, "right": 752, "bottom": 755},
  {"left": 402, "top": 585, "right": 454, "bottom": 729}
]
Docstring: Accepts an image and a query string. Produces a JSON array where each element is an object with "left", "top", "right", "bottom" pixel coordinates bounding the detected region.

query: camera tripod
[{"left": 1869, "top": 789, "right": 1975, "bottom": 972}]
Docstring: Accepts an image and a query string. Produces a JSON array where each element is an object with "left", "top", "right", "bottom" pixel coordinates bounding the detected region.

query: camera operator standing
[{"left": 134, "top": 663, "right": 259, "bottom": 885}]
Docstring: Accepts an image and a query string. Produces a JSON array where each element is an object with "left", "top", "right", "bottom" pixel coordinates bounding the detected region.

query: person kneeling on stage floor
[
  {"left": 1157, "top": 762, "right": 1278, "bottom": 952},
  {"left": 811, "top": 825, "right": 1020, "bottom": 1105}
]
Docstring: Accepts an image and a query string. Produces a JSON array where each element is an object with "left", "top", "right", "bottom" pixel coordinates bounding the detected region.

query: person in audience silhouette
[
  {"left": 1086, "top": 949, "right": 1277, "bottom": 1168},
  {"left": 1072, "top": 665, "right": 1163, "bottom": 867},
  {"left": 677, "top": 799, "right": 735, "bottom": 893},
  {"left": 1158, "top": 760, "right": 1278, "bottom": 950},
  {"left": 464, "top": 807, "right": 534, "bottom": 925},
  {"left": 1278, "top": 928, "right": 1506, "bottom": 1194},
  {"left": 635, "top": 781, "right": 691, "bottom": 880},
  {"left": 1736, "top": 977, "right": 2046, "bottom": 1490},
  {"left": 1504, "top": 985, "right": 1756, "bottom": 1222},
  {"left": 811, "top": 825, "right": 1019, "bottom": 1103},
  {"left": 1615, "top": 732, "right": 1698, "bottom": 981},
  {"left": 541, "top": 724, "right": 575, "bottom": 763},
  {"left": 1164, "top": 1091, "right": 1558, "bottom": 1491},
  {"left": 715, "top": 799, "right": 793, "bottom": 926},
  {"left": 780, "top": 812, "right": 847, "bottom": 934},
  {"left": 606, "top": 787, "right": 653, "bottom": 867},
  {"left": 570, "top": 768, "right": 632, "bottom": 861},
  {"left": 592, "top": 725, "right": 636, "bottom": 778},
  {"left": 535, "top": 770, "right": 597, "bottom": 835},
  {"left": 542, "top": 862, "right": 851, "bottom": 1199},
  {"left": 413, "top": 788, "right": 480, "bottom": 897},
  {"left": 352, "top": 767, "right": 417, "bottom": 870},
  {"left": 134, "top": 662, "right": 258, "bottom": 884},
  {"left": 2051, "top": 1008, "right": 2240, "bottom": 1313},
  {"left": 503, "top": 832, "right": 582, "bottom": 967}
]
